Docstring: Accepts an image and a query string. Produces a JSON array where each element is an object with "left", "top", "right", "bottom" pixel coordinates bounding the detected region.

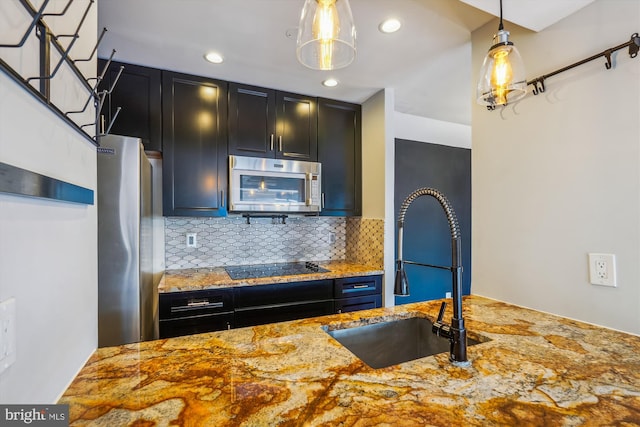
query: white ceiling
[{"left": 97, "top": 0, "right": 595, "bottom": 126}]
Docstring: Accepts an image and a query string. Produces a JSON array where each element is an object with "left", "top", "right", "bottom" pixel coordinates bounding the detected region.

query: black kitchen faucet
[{"left": 394, "top": 187, "right": 469, "bottom": 366}]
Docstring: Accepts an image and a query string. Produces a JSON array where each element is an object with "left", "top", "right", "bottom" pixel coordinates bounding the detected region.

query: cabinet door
[
  {"left": 317, "top": 99, "right": 361, "bottom": 216},
  {"left": 234, "top": 279, "right": 334, "bottom": 327},
  {"left": 162, "top": 71, "right": 228, "bottom": 216},
  {"left": 335, "top": 295, "right": 382, "bottom": 314},
  {"left": 235, "top": 301, "right": 334, "bottom": 328},
  {"left": 276, "top": 92, "right": 317, "bottom": 161},
  {"left": 159, "top": 313, "right": 234, "bottom": 338},
  {"left": 228, "top": 83, "right": 276, "bottom": 157},
  {"left": 234, "top": 280, "right": 333, "bottom": 308},
  {"left": 98, "top": 60, "right": 162, "bottom": 152}
]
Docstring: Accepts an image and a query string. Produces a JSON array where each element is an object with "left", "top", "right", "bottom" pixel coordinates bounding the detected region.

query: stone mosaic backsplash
[
  {"left": 165, "top": 216, "right": 384, "bottom": 270},
  {"left": 346, "top": 217, "right": 384, "bottom": 268}
]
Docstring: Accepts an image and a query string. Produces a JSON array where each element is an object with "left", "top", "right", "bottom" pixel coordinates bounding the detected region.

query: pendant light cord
[{"left": 498, "top": 0, "right": 504, "bottom": 31}]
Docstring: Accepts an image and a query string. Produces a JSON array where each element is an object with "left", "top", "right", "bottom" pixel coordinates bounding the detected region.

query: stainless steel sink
[{"left": 324, "top": 317, "right": 483, "bottom": 369}]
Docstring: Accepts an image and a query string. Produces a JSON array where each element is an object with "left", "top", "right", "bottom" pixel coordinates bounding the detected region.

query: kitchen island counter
[
  {"left": 158, "top": 260, "right": 384, "bottom": 293},
  {"left": 59, "top": 295, "right": 640, "bottom": 425}
]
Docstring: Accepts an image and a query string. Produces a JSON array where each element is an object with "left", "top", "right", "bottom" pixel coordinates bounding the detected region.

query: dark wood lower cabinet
[
  {"left": 159, "top": 275, "right": 383, "bottom": 338},
  {"left": 234, "top": 279, "right": 334, "bottom": 328},
  {"left": 235, "top": 301, "right": 335, "bottom": 328},
  {"left": 159, "top": 288, "right": 234, "bottom": 339}
]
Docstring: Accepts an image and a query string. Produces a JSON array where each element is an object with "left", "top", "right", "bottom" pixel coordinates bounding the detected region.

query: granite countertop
[
  {"left": 59, "top": 295, "right": 640, "bottom": 425},
  {"left": 158, "top": 260, "right": 385, "bottom": 293}
]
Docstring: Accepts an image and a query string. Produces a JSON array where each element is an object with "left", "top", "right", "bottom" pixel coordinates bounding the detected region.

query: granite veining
[
  {"left": 158, "top": 260, "right": 384, "bottom": 293},
  {"left": 59, "top": 296, "right": 640, "bottom": 426}
]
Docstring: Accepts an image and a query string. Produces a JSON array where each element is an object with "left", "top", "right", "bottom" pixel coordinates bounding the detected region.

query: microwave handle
[{"left": 305, "top": 172, "right": 312, "bottom": 206}]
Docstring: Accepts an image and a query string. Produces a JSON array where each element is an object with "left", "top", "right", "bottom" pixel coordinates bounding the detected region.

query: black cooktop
[{"left": 225, "top": 262, "right": 330, "bottom": 280}]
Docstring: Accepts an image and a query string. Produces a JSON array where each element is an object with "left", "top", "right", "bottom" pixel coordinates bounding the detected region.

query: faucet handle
[
  {"left": 433, "top": 301, "right": 452, "bottom": 339},
  {"left": 436, "top": 301, "right": 447, "bottom": 323}
]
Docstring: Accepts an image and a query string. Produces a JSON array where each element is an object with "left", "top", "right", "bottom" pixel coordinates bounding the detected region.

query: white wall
[
  {"left": 0, "top": 1, "right": 98, "bottom": 402},
  {"left": 471, "top": 0, "right": 640, "bottom": 334},
  {"left": 394, "top": 112, "right": 471, "bottom": 149},
  {"left": 362, "top": 89, "right": 396, "bottom": 307}
]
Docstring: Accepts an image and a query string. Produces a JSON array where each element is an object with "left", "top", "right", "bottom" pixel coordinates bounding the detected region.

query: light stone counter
[{"left": 59, "top": 296, "right": 640, "bottom": 426}]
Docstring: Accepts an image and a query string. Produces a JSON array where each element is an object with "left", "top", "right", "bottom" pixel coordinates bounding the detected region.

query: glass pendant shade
[
  {"left": 476, "top": 29, "right": 527, "bottom": 107},
  {"left": 296, "top": 0, "right": 356, "bottom": 70}
]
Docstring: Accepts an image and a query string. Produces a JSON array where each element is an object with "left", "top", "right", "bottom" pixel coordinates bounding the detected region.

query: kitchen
[{"left": 1, "top": 0, "right": 639, "bottom": 424}]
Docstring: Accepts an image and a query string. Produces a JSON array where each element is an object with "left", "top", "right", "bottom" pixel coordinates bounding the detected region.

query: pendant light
[
  {"left": 296, "top": 0, "right": 356, "bottom": 70},
  {"left": 476, "top": 0, "right": 526, "bottom": 108}
]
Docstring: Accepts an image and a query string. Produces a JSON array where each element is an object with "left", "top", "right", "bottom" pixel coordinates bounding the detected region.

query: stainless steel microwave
[{"left": 229, "top": 155, "right": 322, "bottom": 213}]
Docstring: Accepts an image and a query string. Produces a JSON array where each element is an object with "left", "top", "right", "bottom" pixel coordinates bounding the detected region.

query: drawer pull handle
[
  {"left": 171, "top": 301, "right": 224, "bottom": 312},
  {"left": 353, "top": 284, "right": 369, "bottom": 289}
]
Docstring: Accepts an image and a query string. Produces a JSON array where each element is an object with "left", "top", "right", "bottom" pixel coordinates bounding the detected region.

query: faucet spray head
[{"left": 394, "top": 260, "right": 410, "bottom": 296}]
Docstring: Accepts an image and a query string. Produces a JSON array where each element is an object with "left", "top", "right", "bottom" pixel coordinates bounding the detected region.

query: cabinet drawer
[
  {"left": 335, "top": 295, "right": 382, "bottom": 314},
  {"left": 235, "top": 300, "right": 334, "bottom": 328},
  {"left": 159, "top": 289, "right": 234, "bottom": 320},
  {"left": 234, "top": 279, "right": 333, "bottom": 308},
  {"left": 159, "top": 313, "right": 234, "bottom": 338},
  {"left": 334, "top": 275, "right": 382, "bottom": 298}
]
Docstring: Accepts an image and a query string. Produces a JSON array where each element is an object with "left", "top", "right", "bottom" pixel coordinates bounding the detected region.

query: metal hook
[
  {"left": 87, "top": 49, "right": 116, "bottom": 82},
  {"left": 104, "top": 65, "right": 124, "bottom": 95},
  {"left": 26, "top": 34, "right": 78, "bottom": 82},
  {"left": 629, "top": 33, "right": 640, "bottom": 58},
  {"left": 65, "top": 87, "right": 99, "bottom": 115},
  {"left": 52, "top": 0, "right": 93, "bottom": 40},
  {"left": 99, "top": 107, "right": 122, "bottom": 136},
  {"left": 530, "top": 78, "right": 546, "bottom": 96},
  {"left": 95, "top": 90, "right": 108, "bottom": 116},
  {"left": 66, "top": 73, "right": 107, "bottom": 116},
  {"left": 604, "top": 50, "right": 613, "bottom": 69},
  {"left": 68, "top": 49, "right": 118, "bottom": 115},
  {"left": 26, "top": 0, "right": 94, "bottom": 82},
  {"left": 74, "top": 27, "right": 107, "bottom": 63},
  {"left": 0, "top": 0, "right": 51, "bottom": 48},
  {"left": 42, "top": 0, "right": 75, "bottom": 17}
]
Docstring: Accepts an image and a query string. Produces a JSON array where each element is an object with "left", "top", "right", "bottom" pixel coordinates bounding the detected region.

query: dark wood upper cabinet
[
  {"left": 228, "top": 83, "right": 277, "bottom": 157},
  {"left": 317, "top": 98, "right": 362, "bottom": 216},
  {"left": 98, "top": 61, "right": 363, "bottom": 219},
  {"left": 98, "top": 60, "right": 162, "bottom": 151},
  {"left": 229, "top": 84, "right": 317, "bottom": 161},
  {"left": 276, "top": 91, "right": 318, "bottom": 161},
  {"left": 162, "top": 71, "right": 228, "bottom": 217}
]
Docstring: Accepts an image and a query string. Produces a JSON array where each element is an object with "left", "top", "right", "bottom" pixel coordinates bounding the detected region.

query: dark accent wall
[{"left": 394, "top": 139, "right": 471, "bottom": 305}]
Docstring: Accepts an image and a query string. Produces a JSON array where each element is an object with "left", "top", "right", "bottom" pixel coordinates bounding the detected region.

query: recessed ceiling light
[
  {"left": 379, "top": 18, "right": 401, "bottom": 34},
  {"left": 204, "top": 52, "right": 224, "bottom": 64},
  {"left": 322, "top": 78, "right": 338, "bottom": 87}
]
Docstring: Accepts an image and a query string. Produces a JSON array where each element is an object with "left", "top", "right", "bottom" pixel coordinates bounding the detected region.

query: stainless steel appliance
[
  {"left": 97, "top": 135, "right": 157, "bottom": 347},
  {"left": 229, "top": 155, "right": 321, "bottom": 213}
]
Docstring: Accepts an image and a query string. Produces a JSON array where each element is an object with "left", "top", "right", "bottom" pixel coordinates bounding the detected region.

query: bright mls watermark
[{"left": 1, "top": 405, "right": 68, "bottom": 426}]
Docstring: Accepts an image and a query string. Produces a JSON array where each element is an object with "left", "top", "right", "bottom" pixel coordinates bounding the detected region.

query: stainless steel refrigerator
[{"left": 97, "top": 134, "right": 157, "bottom": 347}]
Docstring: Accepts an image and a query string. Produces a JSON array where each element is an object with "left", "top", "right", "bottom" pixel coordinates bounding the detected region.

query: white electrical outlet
[
  {"left": 186, "top": 233, "right": 197, "bottom": 248},
  {"left": 0, "top": 297, "right": 17, "bottom": 375},
  {"left": 588, "top": 253, "right": 616, "bottom": 287}
]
